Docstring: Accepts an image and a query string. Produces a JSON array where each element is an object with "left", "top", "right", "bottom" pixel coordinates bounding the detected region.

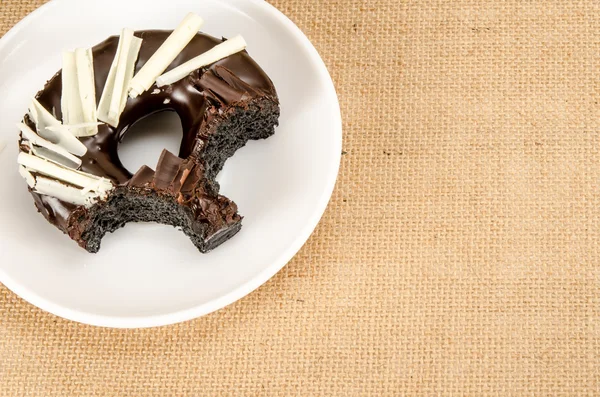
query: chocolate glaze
[{"left": 25, "top": 30, "right": 277, "bottom": 232}]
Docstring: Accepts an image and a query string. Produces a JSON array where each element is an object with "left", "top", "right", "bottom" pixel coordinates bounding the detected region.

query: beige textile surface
[{"left": 1, "top": 0, "right": 600, "bottom": 395}]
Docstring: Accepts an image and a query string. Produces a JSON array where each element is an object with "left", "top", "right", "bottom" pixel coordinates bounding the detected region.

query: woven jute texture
[{"left": 2, "top": 0, "right": 600, "bottom": 395}]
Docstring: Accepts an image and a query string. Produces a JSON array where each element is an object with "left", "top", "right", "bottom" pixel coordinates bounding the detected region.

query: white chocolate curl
[
  {"left": 19, "top": 165, "right": 36, "bottom": 188},
  {"left": 17, "top": 152, "right": 113, "bottom": 194},
  {"left": 75, "top": 48, "right": 98, "bottom": 135},
  {"left": 61, "top": 48, "right": 98, "bottom": 136},
  {"left": 98, "top": 29, "right": 142, "bottom": 127},
  {"left": 61, "top": 51, "right": 82, "bottom": 125},
  {"left": 34, "top": 177, "right": 98, "bottom": 207},
  {"left": 28, "top": 99, "right": 87, "bottom": 156},
  {"left": 129, "top": 13, "right": 204, "bottom": 98},
  {"left": 156, "top": 35, "right": 247, "bottom": 87},
  {"left": 18, "top": 122, "right": 82, "bottom": 168}
]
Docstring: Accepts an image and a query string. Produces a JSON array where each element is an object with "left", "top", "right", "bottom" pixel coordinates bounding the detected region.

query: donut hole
[{"left": 117, "top": 111, "right": 183, "bottom": 174}]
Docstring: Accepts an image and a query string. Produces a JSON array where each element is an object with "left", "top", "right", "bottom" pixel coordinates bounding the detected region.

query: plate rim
[{"left": 0, "top": 0, "right": 342, "bottom": 328}]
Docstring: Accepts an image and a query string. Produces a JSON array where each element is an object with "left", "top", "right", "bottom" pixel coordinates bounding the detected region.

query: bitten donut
[{"left": 17, "top": 15, "right": 279, "bottom": 253}]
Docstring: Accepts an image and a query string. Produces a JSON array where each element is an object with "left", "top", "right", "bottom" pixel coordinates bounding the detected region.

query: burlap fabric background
[{"left": 1, "top": 0, "right": 599, "bottom": 395}]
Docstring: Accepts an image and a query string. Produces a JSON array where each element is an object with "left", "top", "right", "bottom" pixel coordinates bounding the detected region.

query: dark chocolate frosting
[{"left": 26, "top": 30, "right": 277, "bottom": 232}]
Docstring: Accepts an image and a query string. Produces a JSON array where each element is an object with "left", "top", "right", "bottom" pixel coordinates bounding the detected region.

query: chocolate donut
[{"left": 19, "top": 30, "right": 280, "bottom": 253}]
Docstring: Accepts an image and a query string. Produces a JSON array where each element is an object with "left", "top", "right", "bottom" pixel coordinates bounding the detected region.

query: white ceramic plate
[{"left": 0, "top": 0, "right": 341, "bottom": 327}]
